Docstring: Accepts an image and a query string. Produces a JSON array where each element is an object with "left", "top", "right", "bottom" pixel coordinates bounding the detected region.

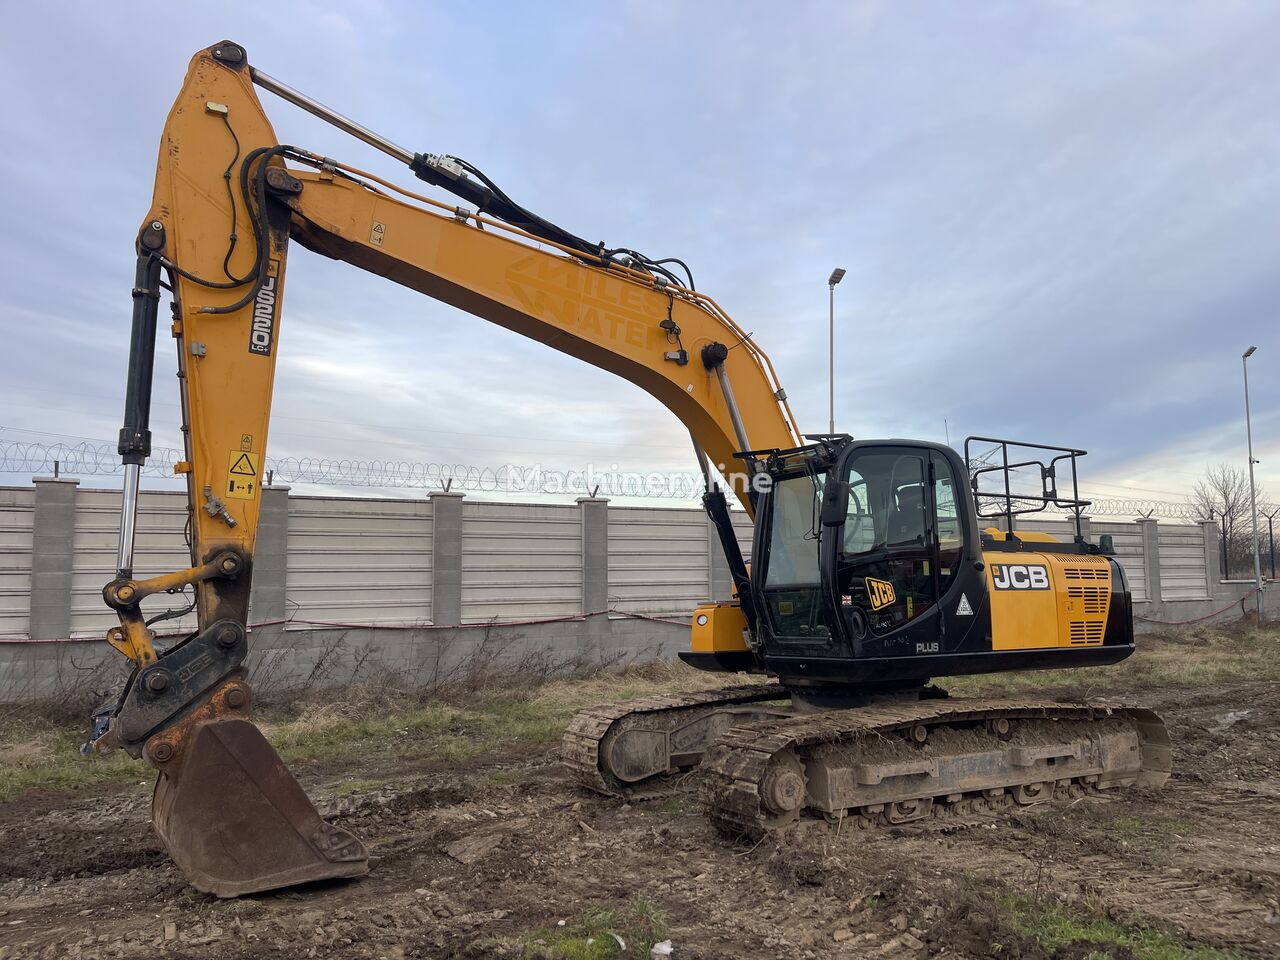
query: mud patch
[{"left": 1, "top": 662, "right": 1277, "bottom": 958}]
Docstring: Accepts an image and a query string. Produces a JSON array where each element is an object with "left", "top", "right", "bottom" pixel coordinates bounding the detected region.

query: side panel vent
[
  {"left": 1063, "top": 566, "right": 1108, "bottom": 581},
  {"left": 1068, "top": 621, "right": 1105, "bottom": 646},
  {"left": 1067, "top": 585, "right": 1108, "bottom": 614}
]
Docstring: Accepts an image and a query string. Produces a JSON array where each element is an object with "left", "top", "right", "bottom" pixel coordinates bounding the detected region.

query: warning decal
[
  {"left": 956, "top": 593, "right": 974, "bottom": 616},
  {"left": 225, "top": 450, "right": 260, "bottom": 500}
]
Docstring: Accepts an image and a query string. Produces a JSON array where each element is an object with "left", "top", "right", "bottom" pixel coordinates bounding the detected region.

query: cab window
[
  {"left": 836, "top": 452, "right": 932, "bottom": 635},
  {"left": 842, "top": 466, "right": 875, "bottom": 554},
  {"left": 932, "top": 454, "right": 962, "bottom": 592},
  {"left": 760, "top": 473, "right": 830, "bottom": 640}
]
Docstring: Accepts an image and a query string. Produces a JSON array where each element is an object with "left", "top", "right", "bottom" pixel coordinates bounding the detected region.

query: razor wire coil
[{"left": 2, "top": 436, "right": 1272, "bottom": 519}]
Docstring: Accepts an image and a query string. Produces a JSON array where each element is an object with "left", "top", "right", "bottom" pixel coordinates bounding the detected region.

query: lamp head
[
  {"left": 1244, "top": 345, "right": 1257, "bottom": 359},
  {"left": 828, "top": 268, "right": 846, "bottom": 287}
]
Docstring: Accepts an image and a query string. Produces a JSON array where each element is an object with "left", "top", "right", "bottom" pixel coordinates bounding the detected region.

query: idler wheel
[{"left": 759, "top": 750, "right": 807, "bottom": 825}]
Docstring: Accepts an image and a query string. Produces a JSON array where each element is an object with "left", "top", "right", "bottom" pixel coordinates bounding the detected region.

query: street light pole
[
  {"left": 828, "top": 268, "right": 846, "bottom": 435},
  {"left": 1242, "top": 346, "right": 1263, "bottom": 617}
]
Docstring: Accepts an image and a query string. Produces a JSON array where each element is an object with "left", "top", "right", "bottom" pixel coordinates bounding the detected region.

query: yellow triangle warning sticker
[
  {"left": 229, "top": 453, "right": 258, "bottom": 476},
  {"left": 225, "top": 450, "right": 261, "bottom": 501}
]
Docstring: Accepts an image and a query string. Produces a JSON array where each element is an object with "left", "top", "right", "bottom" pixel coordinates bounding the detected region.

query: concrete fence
[
  {"left": 0, "top": 481, "right": 757, "bottom": 642},
  {"left": 0, "top": 479, "right": 1271, "bottom": 702}
]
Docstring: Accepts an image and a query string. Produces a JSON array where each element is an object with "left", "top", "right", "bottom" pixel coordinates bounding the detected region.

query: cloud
[{"left": 1, "top": 1, "right": 1276, "bottom": 507}]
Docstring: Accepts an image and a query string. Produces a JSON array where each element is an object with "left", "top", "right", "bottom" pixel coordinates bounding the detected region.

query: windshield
[
  {"left": 763, "top": 474, "right": 824, "bottom": 587},
  {"left": 760, "top": 472, "right": 831, "bottom": 640}
]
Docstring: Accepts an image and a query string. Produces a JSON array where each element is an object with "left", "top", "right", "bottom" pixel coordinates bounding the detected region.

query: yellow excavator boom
[{"left": 98, "top": 40, "right": 799, "bottom": 896}]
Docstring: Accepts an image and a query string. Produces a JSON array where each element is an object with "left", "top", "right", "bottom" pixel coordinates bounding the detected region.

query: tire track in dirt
[{"left": 2, "top": 677, "right": 1278, "bottom": 958}]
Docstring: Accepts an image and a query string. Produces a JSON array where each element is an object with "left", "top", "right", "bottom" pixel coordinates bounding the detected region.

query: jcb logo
[
  {"left": 865, "top": 577, "right": 897, "bottom": 610},
  {"left": 176, "top": 651, "right": 214, "bottom": 683},
  {"left": 991, "top": 564, "right": 1050, "bottom": 590}
]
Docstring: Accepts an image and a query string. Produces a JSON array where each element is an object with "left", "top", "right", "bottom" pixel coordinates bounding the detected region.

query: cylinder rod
[
  {"left": 116, "top": 463, "right": 141, "bottom": 577},
  {"left": 713, "top": 363, "right": 752, "bottom": 457},
  {"left": 250, "top": 68, "right": 415, "bottom": 166}
]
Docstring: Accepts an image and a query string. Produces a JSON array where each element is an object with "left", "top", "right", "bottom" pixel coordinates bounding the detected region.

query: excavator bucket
[{"left": 151, "top": 718, "right": 368, "bottom": 898}]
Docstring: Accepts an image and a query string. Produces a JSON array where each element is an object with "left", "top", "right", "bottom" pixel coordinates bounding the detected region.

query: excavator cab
[
  {"left": 748, "top": 439, "right": 988, "bottom": 678},
  {"left": 685, "top": 436, "right": 1137, "bottom": 689}
]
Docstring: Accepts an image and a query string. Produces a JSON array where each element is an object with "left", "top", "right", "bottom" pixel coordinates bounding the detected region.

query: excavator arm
[{"left": 98, "top": 41, "right": 799, "bottom": 897}]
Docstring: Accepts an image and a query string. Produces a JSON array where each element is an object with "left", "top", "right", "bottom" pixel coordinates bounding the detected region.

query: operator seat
[{"left": 887, "top": 484, "right": 925, "bottom": 547}]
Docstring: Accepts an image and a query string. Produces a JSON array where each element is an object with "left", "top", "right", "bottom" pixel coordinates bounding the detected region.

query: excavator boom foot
[{"left": 151, "top": 718, "right": 369, "bottom": 898}]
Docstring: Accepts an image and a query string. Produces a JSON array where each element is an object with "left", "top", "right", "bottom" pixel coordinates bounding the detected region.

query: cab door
[
  {"left": 830, "top": 446, "right": 936, "bottom": 657},
  {"left": 754, "top": 471, "right": 842, "bottom": 660},
  {"left": 827, "top": 443, "right": 991, "bottom": 659}
]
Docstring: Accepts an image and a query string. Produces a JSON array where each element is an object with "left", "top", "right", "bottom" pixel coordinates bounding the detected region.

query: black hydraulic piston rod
[
  {"left": 115, "top": 222, "right": 165, "bottom": 578},
  {"left": 690, "top": 433, "right": 757, "bottom": 635}
]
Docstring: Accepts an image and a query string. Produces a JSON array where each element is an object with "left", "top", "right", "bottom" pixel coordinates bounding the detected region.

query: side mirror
[{"left": 821, "top": 479, "right": 848, "bottom": 527}]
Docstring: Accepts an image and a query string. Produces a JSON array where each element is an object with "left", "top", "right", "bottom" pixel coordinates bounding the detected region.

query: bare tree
[
  {"left": 1190, "top": 463, "right": 1250, "bottom": 536},
  {"left": 1189, "top": 463, "right": 1268, "bottom": 579}
]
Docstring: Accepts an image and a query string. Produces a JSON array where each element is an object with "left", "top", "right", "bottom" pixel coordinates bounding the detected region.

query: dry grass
[
  {"left": 1, "top": 623, "right": 1273, "bottom": 805},
  {"left": 261, "top": 659, "right": 736, "bottom": 768},
  {"left": 0, "top": 734, "right": 57, "bottom": 768},
  {"left": 0, "top": 659, "right": 730, "bottom": 803},
  {"left": 0, "top": 717, "right": 138, "bottom": 802},
  {"left": 530, "top": 658, "right": 752, "bottom": 709},
  {"left": 950, "top": 620, "right": 1279, "bottom": 698}
]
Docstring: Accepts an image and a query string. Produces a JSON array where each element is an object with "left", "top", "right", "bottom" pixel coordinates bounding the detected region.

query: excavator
[{"left": 92, "top": 41, "right": 1170, "bottom": 898}]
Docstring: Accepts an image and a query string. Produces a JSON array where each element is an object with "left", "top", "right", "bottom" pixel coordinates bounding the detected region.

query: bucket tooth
[{"left": 151, "top": 718, "right": 369, "bottom": 898}]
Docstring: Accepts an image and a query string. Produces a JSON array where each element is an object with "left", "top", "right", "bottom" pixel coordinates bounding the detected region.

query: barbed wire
[
  {"left": 0, "top": 437, "right": 710, "bottom": 499},
  {"left": 1, "top": 440, "right": 183, "bottom": 478},
  {"left": 2, "top": 435, "right": 1274, "bottom": 519}
]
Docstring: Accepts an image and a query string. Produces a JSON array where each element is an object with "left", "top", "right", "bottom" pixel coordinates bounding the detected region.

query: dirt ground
[{"left": 0, "top": 629, "right": 1277, "bottom": 959}]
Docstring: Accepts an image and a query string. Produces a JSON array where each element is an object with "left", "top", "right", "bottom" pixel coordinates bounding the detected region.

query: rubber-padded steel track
[
  {"left": 701, "top": 697, "right": 1171, "bottom": 836},
  {"left": 562, "top": 684, "right": 788, "bottom": 798}
]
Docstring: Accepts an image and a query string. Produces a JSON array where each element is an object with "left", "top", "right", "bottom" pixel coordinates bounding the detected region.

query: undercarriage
[{"left": 563, "top": 683, "right": 1171, "bottom": 834}]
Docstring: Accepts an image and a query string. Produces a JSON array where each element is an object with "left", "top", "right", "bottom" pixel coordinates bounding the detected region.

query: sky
[{"left": 0, "top": 1, "right": 1277, "bottom": 511}]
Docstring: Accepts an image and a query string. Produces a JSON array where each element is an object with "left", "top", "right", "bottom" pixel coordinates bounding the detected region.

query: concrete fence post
[
  {"left": 250, "top": 485, "right": 289, "bottom": 623},
  {"left": 577, "top": 497, "right": 609, "bottom": 614},
  {"left": 430, "top": 491, "right": 465, "bottom": 626},
  {"left": 29, "top": 476, "right": 79, "bottom": 641},
  {"left": 707, "top": 517, "right": 735, "bottom": 603},
  {"left": 1076, "top": 516, "right": 1092, "bottom": 544},
  {"left": 1138, "top": 518, "right": 1162, "bottom": 605},
  {"left": 1199, "top": 519, "right": 1222, "bottom": 597}
]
